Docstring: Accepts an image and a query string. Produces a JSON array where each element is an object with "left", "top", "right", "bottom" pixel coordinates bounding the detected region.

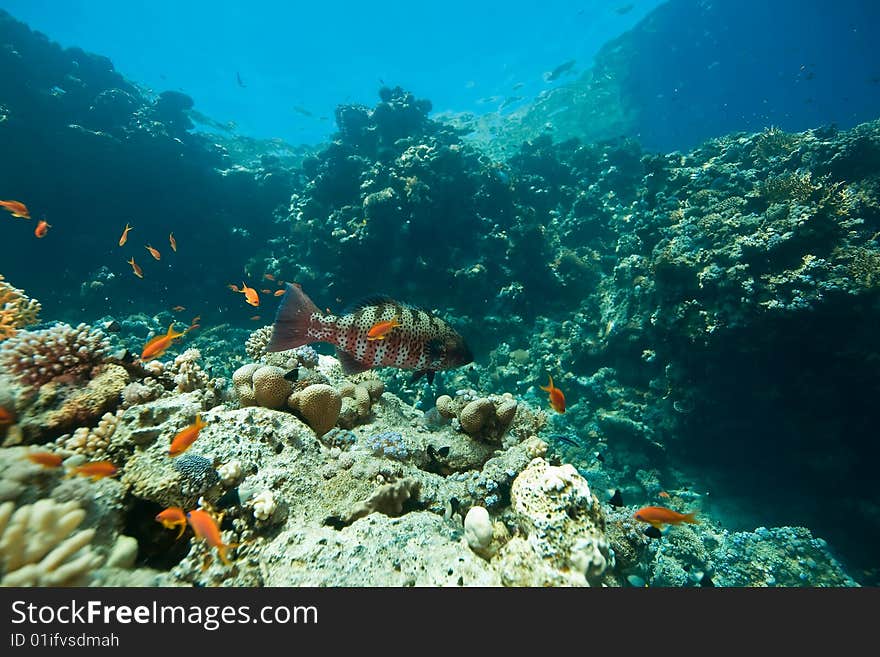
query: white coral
[
  {"left": 250, "top": 490, "right": 277, "bottom": 521},
  {"left": 56, "top": 410, "right": 122, "bottom": 459},
  {"left": 0, "top": 499, "right": 103, "bottom": 586},
  {"left": 172, "top": 348, "right": 209, "bottom": 393},
  {"left": 217, "top": 460, "right": 242, "bottom": 487},
  {"left": 464, "top": 506, "right": 494, "bottom": 555}
]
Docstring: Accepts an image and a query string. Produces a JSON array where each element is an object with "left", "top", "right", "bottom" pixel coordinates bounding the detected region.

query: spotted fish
[{"left": 267, "top": 284, "right": 473, "bottom": 383}]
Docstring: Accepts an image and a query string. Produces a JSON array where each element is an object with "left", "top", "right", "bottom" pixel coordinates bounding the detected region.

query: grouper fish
[{"left": 268, "top": 284, "right": 473, "bottom": 384}]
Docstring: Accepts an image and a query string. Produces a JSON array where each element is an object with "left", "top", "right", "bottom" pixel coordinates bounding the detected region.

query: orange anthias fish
[
  {"left": 34, "top": 219, "right": 51, "bottom": 238},
  {"left": 540, "top": 374, "right": 566, "bottom": 413},
  {"left": 249, "top": 315, "right": 261, "bottom": 321},
  {"left": 118, "top": 222, "right": 133, "bottom": 246},
  {"left": 0, "top": 406, "right": 14, "bottom": 425},
  {"left": 156, "top": 507, "right": 188, "bottom": 539},
  {"left": 227, "top": 284, "right": 240, "bottom": 292},
  {"left": 127, "top": 257, "right": 143, "bottom": 279},
  {"left": 658, "top": 491, "right": 671, "bottom": 499},
  {"left": 261, "top": 289, "right": 273, "bottom": 294},
  {"left": 273, "top": 289, "right": 285, "bottom": 297},
  {"left": 26, "top": 451, "right": 64, "bottom": 468},
  {"left": 169, "top": 232, "right": 177, "bottom": 252},
  {"left": 186, "top": 509, "right": 235, "bottom": 565},
  {"left": 168, "top": 414, "right": 207, "bottom": 456},
  {"left": 172, "top": 305, "right": 186, "bottom": 312},
  {"left": 634, "top": 506, "right": 699, "bottom": 530},
  {"left": 366, "top": 317, "right": 401, "bottom": 341},
  {"left": 239, "top": 282, "right": 259, "bottom": 307},
  {"left": 67, "top": 461, "right": 118, "bottom": 480},
  {"left": 263, "top": 273, "right": 275, "bottom": 281},
  {"left": 145, "top": 244, "right": 161, "bottom": 261},
  {"left": 0, "top": 200, "right": 30, "bottom": 219},
  {"left": 141, "top": 323, "right": 187, "bottom": 361}
]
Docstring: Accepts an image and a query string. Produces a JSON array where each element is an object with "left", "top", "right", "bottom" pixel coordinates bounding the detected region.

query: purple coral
[{"left": 0, "top": 322, "right": 110, "bottom": 389}]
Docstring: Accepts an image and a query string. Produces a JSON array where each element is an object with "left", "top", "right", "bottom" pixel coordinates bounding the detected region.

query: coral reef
[
  {"left": 0, "top": 498, "right": 103, "bottom": 585},
  {"left": 288, "top": 384, "right": 341, "bottom": 435},
  {"left": 505, "top": 459, "right": 612, "bottom": 585},
  {"left": 0, "top": 274, "right": 40, "bottom": 341},
  {"left": 0, "top": 11, "right": 876, "bottom": 586},
  {"left": 0, "top": 322, "right": 110, "bottom": 389}
]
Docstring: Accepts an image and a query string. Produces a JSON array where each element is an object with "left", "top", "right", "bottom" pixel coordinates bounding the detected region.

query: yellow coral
[{"left": 0, "top": 275, "right": 41, "bottom": 341}]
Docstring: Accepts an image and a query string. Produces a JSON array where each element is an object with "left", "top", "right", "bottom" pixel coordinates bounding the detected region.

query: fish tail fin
[
  {"left": 683, "top": 511, "right": 699, "bottom": 524},
  {"left": 267, "top": 284, "right": 321, "bottom": 352},
  {"left": 540, "top": 375, "right": 553, "bottom": 392}
]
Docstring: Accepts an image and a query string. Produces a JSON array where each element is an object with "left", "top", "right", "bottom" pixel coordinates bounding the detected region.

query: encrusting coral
[
  {"left": 0, "top": 274, "right": 41, "bottom": 341},
  {"left": 0, "top": 498, "right": 103, "bottom": 586},
  {"left": 344, "top": 477, "right": 420, "bottom": 524}
]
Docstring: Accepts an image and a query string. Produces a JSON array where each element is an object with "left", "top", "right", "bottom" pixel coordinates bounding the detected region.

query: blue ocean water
[
  {"left": 1, "top": 0, "right": 879, "bottom": 588},
  {"left": 0, "top": 0, "right": 664, "bottom": 145}
]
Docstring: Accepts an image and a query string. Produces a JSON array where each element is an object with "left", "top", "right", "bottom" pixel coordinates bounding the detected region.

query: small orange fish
[
  {"left": 227, "top": 284, "right": 240, "bottom": 292},
  {"left": 263, "top": 273, "right": 275, "bottom": 281},
  {"left": 239, "top": 282, "right": 259, "bottom": 307},
  {"left": 367, "top": 317, "right": 401, "bottom": 341},
  {"left": 0, "top": 406, "right": 14, "bottom": 425},
  {"left": 633, "top": 506, "right": 699, "bottom": 530},
  {"left": 118, "top": 222, "right": 133, "bottom": 246},
  {"left": 127, "top": 257, "right": 143, "bottom": 279},
  {"left": 186, "top": 509, "right": 235, "bottom": 565},
  {"left": 141, "top": 323, "right": 187, "bottom": 361},
  {"left": 273, "top": 289, "right": 285, "bottom": 297},
  {"left": 168, "top": 414, "right": 207, "bottom": 456},
  {"left": 0, "top": 200, "right": 30, "bottom": 219},
  {"left": 169, "top": 232, "right": 177, "bottom": 252},
  {"left": 145, "top": 244, "right": 161, "bottom": 261},
  {"left": 540, "top": 374, "right": 566, "bottom": 413},
  {"left": 34, "top": 219, "right": 51, "bottom": 238},
  {"left": 172, "top": 305, "right": 186, "bottom": 312},
  {"left": 67, "top": 460, "right": 118, "bottom": 480},
  {"left": 261, "top": 289, "right": 273, "bottom": 294},
  {"left": 26, "top": 451, "right": 63, "bottom": 468},
  {"left": 156, "top": 507, "right": 188, "bottom": 539},
  {"left": 658, "top": 491, "right": 671, "bottom": 499},
  {"left": 190, "top": 315, "right": 201, "bottom": 325},
  {"left": 250, "top": 315, "right": 261, "bottom": 321}
]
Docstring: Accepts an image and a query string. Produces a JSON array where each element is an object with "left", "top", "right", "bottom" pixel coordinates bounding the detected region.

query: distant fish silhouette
[
  {"left": 615, "top": 4, "right": 634, "bottom": 15},
  {"left": 543, "top": 59, "right": 576, "bottom": 82},
  {"left": 293, "top": 106, "right": 314, "bottom": 117},
  {"left": 609, "top": 489, "right": 624, "bottom": 508},
  {"left": 236, "top": 71, "right": 246, "bottom": 88}
]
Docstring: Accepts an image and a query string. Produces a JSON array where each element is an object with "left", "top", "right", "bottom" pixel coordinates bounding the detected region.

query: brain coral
[
  {"left": 288, "top": 384, "right": 341, "bottom": 435},
  {"left": 252, "top": 366, "right": 293, "bottom": 409},
  {"left": 0, "top": 322, "right": 110, "bottom": 389}
]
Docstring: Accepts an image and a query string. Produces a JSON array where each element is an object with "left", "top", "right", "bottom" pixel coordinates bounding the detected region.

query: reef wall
[
  {"left": 482, "top": 0, "right": 880, "bottom": 156},
  {"left": 0, "top": 9, "right": 302, "bottom": 321}
]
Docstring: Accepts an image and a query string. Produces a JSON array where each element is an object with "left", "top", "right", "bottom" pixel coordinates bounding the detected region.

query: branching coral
[
  {"left": 0, "top": 274, "right": 41, "bottom": 342},
  {"left": 56, "top": 410, "right": 123, "bottom": 460},
  {"left": 0, "top": 498, "right": 103, "bottom": 586},
  {"left": 171, "top": 348, "right": 209, "bottom": 393},
  {"left": 0, "top": 322, "right": 110, "bottom": 389}
]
